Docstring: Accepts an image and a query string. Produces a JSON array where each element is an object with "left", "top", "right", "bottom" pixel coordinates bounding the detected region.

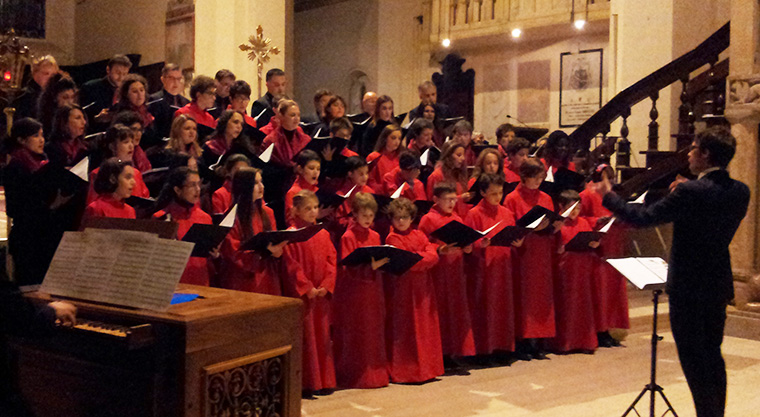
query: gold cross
[{"left": 239, "top": 25, "right": 281, "bottom": 98}]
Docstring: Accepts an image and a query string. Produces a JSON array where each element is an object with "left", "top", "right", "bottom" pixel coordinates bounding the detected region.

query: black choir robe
[{"left": 147, "top": 89, "right": 190, "bottom": 145}]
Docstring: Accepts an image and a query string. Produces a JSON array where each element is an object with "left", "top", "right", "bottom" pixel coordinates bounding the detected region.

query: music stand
[{"left": 605, "top": 257, "right": 678, "bottom": 417}]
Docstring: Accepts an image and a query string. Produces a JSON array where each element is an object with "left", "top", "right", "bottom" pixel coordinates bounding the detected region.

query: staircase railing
[{"left": 569, "top": 22, "right": 730, "bottom": 172}]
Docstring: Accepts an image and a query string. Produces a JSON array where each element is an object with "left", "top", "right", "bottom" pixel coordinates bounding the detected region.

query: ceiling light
[{"left": 511, "top": 28, "right": 522, "bottom": 38}]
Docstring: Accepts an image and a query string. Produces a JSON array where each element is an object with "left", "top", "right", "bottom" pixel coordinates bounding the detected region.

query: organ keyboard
[{"left": 11, "top": 284, "right": 303, "bottom": 417}]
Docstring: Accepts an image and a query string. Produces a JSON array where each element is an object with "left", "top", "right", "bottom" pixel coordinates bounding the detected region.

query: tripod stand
[{"left": 621, "top": 289, "right": 678, "bottom": 417}]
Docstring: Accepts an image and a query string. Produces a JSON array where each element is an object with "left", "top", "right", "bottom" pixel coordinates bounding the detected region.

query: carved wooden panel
[
  {"left": 433, "top": 54, "right": 475, "bottom": 124},
  {"left": 204, "top": 346, "right": 292, "bottom": 417}
]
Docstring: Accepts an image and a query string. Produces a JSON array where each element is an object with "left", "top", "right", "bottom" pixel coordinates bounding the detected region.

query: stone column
[{"left": 725, "top": 0, "right": 760, "bottom": 307}]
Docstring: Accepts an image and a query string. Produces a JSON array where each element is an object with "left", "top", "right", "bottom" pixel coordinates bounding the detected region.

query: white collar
[{"left": 697, "top": 166, "right": 722, "bottom": 180}]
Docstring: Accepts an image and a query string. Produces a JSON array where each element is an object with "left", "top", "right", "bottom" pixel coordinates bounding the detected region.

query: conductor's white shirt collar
[{"left": 698, "top": 166, "right": 722, "bottom": 180}]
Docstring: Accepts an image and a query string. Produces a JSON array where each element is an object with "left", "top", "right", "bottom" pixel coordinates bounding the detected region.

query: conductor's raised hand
[
  {"left": 511, "top": 237, "right": 524, "bottom": 248},
  {"left": 588, "top": 240, "right": 601, "bottom": 249},
  {"left": 321, "top": 144, "right": 335, "bottom": 162}
]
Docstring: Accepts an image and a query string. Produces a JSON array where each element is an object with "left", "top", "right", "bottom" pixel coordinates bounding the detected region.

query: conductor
[{"left": 596, "top": 126, "right": 750, "bottom": 417}]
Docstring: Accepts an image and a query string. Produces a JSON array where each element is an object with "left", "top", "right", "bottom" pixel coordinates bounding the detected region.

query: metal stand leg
[{"left": 621, "top": 289, "right": 678, "bottom": 417}]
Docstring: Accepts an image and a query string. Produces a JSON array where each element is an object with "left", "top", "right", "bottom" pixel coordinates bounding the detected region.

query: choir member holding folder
[
  {"left": 464, "top": 173, "right": 522, "bottom": 359},
  {"left": 219, "top": 167, "right": 285, "bottom": 295},
  {"left": 580, "top": 164, "right": 630, "bottom": 346},
  {"left": 384, "top": 198, "right": 443, "bottom": 383},
  {"left": 83, "top": 158, "right": 137, "bottom": 219},
  {"left": 282, "top": 190, "right": 337, "bottom": 395},
  {"left": 4, "top": 119, "right": 70, "bottom": 286},
  {"left": 212, "top": 154, "right": 251, "bottom": 215},
  {"left": 334, "top": 156, "right": 375, "bottom": 232},
  {"left": 381, "top": 151, "right": 426, "bottom": 202},
  {"left": 333, "top": 193, "right": 390, "bottom": 388},
  {"left": 358, "top": 95, "right": 396, "bottom": 159},
  {"left": 504, "top": 138, "right": 530, "bottom": 183},
  {"left": 467, "top": 147, "right": 504, "bottom": 190},
  {"left": 366, "top": 124, "right": 403, "bottom": 191},
  {"left": 551, "top": 191, "right": 599, "bottom": 353},
  {"left": 426, "top": 141, "right": 472, "bottom": 219},
  {"left": 87, "top": 124, "right": 150, "bottom": 204},
  {"left": 286, "top": 150, "right": 325, "bottom": 226},
  {"left": 44, "top": 104, "right": 89, "bottom": 169},
  {"left": 503, "top": 158, "right": 559, "bottom": 360},
  {"left": 152, "top": 167, "right": 217, "bottom": 286},
  {"left": 418, "top": 183, "right": 476, "bottom": 367}
]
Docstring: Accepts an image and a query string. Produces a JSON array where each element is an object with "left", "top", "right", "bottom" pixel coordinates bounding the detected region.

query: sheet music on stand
[
  {"left": 40, "top": 229, "right": 194, "bottom": 311},
  {"left": 606, "top": 257, "right": 668, "bottom": 290}
]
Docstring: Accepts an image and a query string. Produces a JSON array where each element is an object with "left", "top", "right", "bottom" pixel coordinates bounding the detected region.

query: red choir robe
[
  {"left": 259, "top": 117, "right": 279, "bottom": 136},
  {"left": 579, "top": 182, "right": 630, "bottom": 331},
  {"left": 285, "top": 176, "right": 319, "bottom": 226},
  {"left": 132, "top": 145, "right": 152, "bottom": 172},
  {"left": 418, "top": 206, "right": 476, "bottom": 357},
  {"left": 333, "top": 222, "right": 389, "bottom": 388},
  {"left": 504, "top": 163, "right": 521, "bottom": 183},
  {"left": 334, "top": 182, "right": 375, "bottom": 231},
  {"left": 219, "top": 203, "right": 282, "bottom": 295},
  {"left": 86, "top": 167, "right": 150, "bottom": 204},
  {"left": 425, "top": 167, "right": 469, "bottom": 218},
  {"left": 366, "top": 150, "right": 400, "bottom": 191},
  {"left": 212, "top": 180, "right": 233, "bottom": 215},
  {"left": 503, "top": 183, "right": 557, "bottom": 340},
  {"left": 381, "top": 167, "right": 426, "bottom": 201},
  {"left": 173, "top": 102, "right": 217, "bottom": 131},
  {"left": 551, "top": 216, "right": 598, "bottom": 352},
  {"left": 464, "top": 199, "right": 517, "bottom": 354},
  {"left": 153, "top": 201, "right": 214, "bottom": 286},
  {"left": 261, "top": 126, "right": 312, "bottom": 169},
  {"left": 384, "top": 227, "right": 443, "bottom": 383},
  {"left": 83, "top": 195, "right": 136, "bottom": 219},
  {"left": 282, "top": 219, "right": 337, "bottom": 391}
]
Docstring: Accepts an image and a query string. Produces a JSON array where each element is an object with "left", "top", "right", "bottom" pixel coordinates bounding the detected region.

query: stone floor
[{"left": 302, "top": 292, "right": 760, "bottom": 417}]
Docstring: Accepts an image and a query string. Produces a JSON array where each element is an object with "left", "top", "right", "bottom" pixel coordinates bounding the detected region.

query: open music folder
[
  {"left": 41, "top": 229, "right": 194, "bottom": 311},
  {"left": 606, "top": 257, "right": 668, "bottom": 290}
]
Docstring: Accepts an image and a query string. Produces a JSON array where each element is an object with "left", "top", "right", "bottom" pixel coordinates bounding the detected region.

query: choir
[{"left": 2, "top": 56, "right": 631, "bottom": 397}]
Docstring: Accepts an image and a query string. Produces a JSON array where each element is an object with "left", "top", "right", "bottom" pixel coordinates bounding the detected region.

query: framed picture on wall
[{"left": 559, "top": 48, "right": 603, "bottom": 127}]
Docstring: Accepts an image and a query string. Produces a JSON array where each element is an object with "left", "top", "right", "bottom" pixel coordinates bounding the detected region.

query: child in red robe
[
  {"left": 285, "top": 149, "right": 322, "bottom": 226},
  {"left": 465, "top": 173, "right": 522, "bottom": 359},
  {"left": 87, "top": 124, "right": 150, "bottom": 204},
  {"left": 219, "top": 167, "right": 285, "bottom": 295},
  {"left": 212, "top": 154, "right": 250, "bottom": 215},
  {"left": 381, "top": 151, "right": 426, "bottom": 201},
  {"left": 366, "top": 124, "right": 402, "bottom": 190},
  {"left": 579, "top": 164, "right": 629, "bottom": 347},
  {"left": 334, "top": 156, "right": 375, "bottom": 230},
  {"left": 503, "top": 138, "right": 530, "bottom": 184},
  {"left": 333, "top": 192, "right": 390, "bottom": 388},
  {"left": 385, "top": 198, "right": 443, "bottom": 383},
  {"left": 84, "top": 158, "right": 137, "bottom": 219},
  {"left": 282, "top": 190, "right": 337, "bottom": 394},
  {"left": 153, "top": 167, "right": 216, "bottom": 286},
  {"left": 467, "top": 148, "right": 504, "bottom": 190},
  {"left": 503, "top": 158, "right": 560, "bottom": 360},
  {"left": 426, "top": 141, "right": 472, "bottom": 218},
  {"left": 418, "top": 182, "right": 476, "bottom": 366},
  {"left": 551, "top": 190, "right": 599, "bottom": 353}
]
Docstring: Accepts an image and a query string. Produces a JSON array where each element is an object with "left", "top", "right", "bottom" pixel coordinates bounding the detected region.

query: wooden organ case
[{"left": 9, "top": 284, "right": 303, "bottom": 417}]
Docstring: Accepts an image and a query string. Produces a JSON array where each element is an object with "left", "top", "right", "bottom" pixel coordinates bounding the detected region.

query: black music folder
[
  {"left": 240, "top": 223, "right": 324, "bottom": 252},
  {"left": 304, "top": 136, "right": 349, "bottom": 156},
  {"left": 430, "top": 220, "right": 497, "bottom": 247},
  {"left": 182, "top": 224, "right": 232, "bottom": 257},
  {"left": 564, "top": 231, "right": 604, "bottom": 252},
  {"left": 316, "top": 185, "right": 355, "bottom": 209},
  {"left": 125, "top": 195, "right": 156, "bottom": 210},
  {"left": 489, "top": 225, "right": 533, "bottom": 247},
  {"left": 516, "top": 205, "right": 564, "bottom": 228},
  {"left": 340, "top": 245, "right": 423, "bottom": 276}
]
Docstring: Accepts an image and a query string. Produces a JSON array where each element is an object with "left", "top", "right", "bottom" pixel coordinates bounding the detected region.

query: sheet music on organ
[
  {"left": 606, "top": 257, "right": 668, "bottom": 290},
  {"left": 41, "top": 229, "right": 194, "bottom": 311}
]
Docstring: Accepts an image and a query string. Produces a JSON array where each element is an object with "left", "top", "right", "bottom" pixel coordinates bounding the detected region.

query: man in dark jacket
[
  {"left": 9, "top": 55, "right": 58, "bottom": 120},
  {"left": 147, "top": 63, "right": 190, "bottom": 145},
  {"left": 79, "top": 54, "right": 132, "bottom": 132},
  {"left": 598, "top": 126, "right": 750, "bottom": 417}
]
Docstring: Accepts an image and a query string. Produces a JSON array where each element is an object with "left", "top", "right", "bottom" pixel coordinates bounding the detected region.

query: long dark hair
[
  {"left": 371, "top": 95, "right": 394, "bottom": 126},
  {"left": 438, "top": 140, "right": 468, "bottom": 185},
  {"left": 232, "top": 167, "right": 271, "bottom": 240},
  {"left": 153, "top": 166, "right": 195, "bottom": 213},
  {"left": 37, "top": 73, "right": 77, "bottom": 134},
  {"left": 48, "top": 103, "right": 87, "bottom": 144}
]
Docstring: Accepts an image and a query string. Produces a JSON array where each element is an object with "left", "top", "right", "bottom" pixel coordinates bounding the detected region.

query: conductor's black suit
[{"left": 603, "top": 169, "right": 750, "bottom": 417}]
